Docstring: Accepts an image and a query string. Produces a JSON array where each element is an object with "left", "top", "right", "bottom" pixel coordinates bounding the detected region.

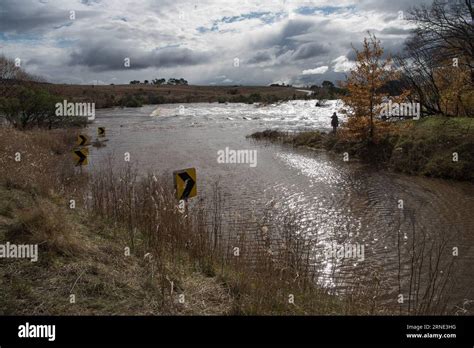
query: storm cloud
[
  {"left": 0, "top": 0, "right": 100, "bottom": 33},
  {"left": 0, "top": 0, "right": 430, "bottom": 85},
  {"left": 69, "top": 43, "right": 212, "bottom": 71}
]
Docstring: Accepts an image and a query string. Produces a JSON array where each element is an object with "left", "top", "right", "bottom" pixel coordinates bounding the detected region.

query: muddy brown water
[{"left": 86, "top": 102, "right": 474, "bottom": 314}]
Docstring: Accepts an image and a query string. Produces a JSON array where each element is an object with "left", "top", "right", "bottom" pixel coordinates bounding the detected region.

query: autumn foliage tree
[
  {"left": 434, "top": 60, "right": 474, "bottom": 117},
  {"left": 340, "top": 34, "right": 407, "bottom": 142}
]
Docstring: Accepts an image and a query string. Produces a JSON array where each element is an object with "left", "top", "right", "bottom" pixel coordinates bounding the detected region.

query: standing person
[{"left": 331, "top": 112, "right": 339, "bottom": 134}]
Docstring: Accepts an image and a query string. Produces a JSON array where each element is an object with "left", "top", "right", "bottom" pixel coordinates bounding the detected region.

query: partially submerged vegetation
[
  {"left": 250, "top": 117, "right": 474, "bottom": 181},
  {"left": 0, "top": 127, "right": 461, "bottom": 315},
  {"left": 0, "top": 128, "right": 376, "bottom": 315}
]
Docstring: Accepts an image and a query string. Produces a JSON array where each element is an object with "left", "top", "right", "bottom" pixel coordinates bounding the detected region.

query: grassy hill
[{"left": 1, "top": 80, "right": 312, "bottom": 108}]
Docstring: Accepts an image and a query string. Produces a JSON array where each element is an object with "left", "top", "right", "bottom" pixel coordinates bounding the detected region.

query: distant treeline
[
  {"left": 129, "top": 78, "right": 188, "bottom": 85},
  {"left": 308, "top": 80, "right": 348, "bottom": 99},
  {"left": 270, "top": 80, "right": 348, "bottom": 100}
]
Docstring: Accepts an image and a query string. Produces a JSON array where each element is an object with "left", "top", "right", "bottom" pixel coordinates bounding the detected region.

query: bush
[
  {"left": 292, "top": 131, "right": 324, "bottom": 148},
  {"left": 0, "top": 87, "right": 64, "bottom": 129},
  {"left": 247, "top": 93, "right": 262, "bottom": 104},
  {"left": 120, "top": 95, "right": 143, "bottom": 107},
  {"left": 147, "top": 94, "right": 166, "bottom": 104}
]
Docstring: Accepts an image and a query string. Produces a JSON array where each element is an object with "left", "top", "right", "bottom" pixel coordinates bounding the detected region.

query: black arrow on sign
[
  {"left": 98, "top": 127, "right": 105, "bottom": 136},
  {"left": 78, "top": 135, "right": 88, "bottom": 146},
  {"left": 74, "top": 149, "right": 87, "bottom": 166},
  {"left": 178, "top": 172, "right": 195, "bottom": 200}
]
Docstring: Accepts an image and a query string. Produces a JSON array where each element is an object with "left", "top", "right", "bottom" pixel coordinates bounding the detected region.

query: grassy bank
[
  {"left": 1, "top": 80, "right": 312, "bottom": 109},
  {"left": 0, "top": 127, "right": 382, "bottom": 315},
  {"left": 249, "top": 116, "right": 474, "bottom": 181}
]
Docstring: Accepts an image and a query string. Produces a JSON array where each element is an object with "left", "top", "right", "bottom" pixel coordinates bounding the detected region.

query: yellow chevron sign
[
  {"left": 73, "top": 148, "right": 89, "bottom": 166},
  {"left": 173, "top": 168, "right": 197, "bottom": 200},
  {"left": 77, "top": 134, "right": 90, "bottom": 146}
]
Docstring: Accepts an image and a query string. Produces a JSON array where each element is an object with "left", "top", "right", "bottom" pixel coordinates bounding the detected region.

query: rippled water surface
[{"left": 87, "top": 102, "right": 474, "bottom": 313}]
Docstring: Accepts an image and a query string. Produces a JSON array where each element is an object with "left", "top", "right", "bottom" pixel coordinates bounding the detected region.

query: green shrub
[
  {"left": 0, "top": 87, "right": 71, "bottom": 129},
  {"left": 247, "top": 93, "right": 262, "bottom": 104},
  {"left": 120, "top": 95, "right": 143, "bottom": 107}
]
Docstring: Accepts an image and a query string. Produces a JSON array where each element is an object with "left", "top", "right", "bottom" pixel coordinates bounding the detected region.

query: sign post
[
  {"left": 77, "top": 134, "right": 91, "bottom": 146},
  {"left": 73, "top": 148, "right": 89, "bottom": 166},
  {"left": 173, "top": 168, "right": 197, "bottom": 201}
]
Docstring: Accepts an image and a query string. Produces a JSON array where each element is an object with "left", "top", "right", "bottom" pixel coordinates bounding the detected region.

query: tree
[
  {"left": 322, "top": 80, "right": 335, "bottom": 89},
  {"left": 434, "top": 60, "right": 473, "bottom": 116},
  {"left": 129, "top": 80, "right": 140, "bottom": 85},
  {"left": 340, "top": 33, "right": 407, "bottom": 142},
  {"left": 0, "top": 55, "right": 41, "bottom": 81},
  {"left": 167, "top": 78, "right": 188, "bottom": 85},
  {"left": 0, "top": 87, "right": 61, "bottom": 129},
  {"left": 410, "top": 0, "right": 473, "bottom": 81},
  {"left": 152, "top": 78, "right": 166, "bottom": 85},
  {"left": 396, "top": 0, "right": 474, "bottom": 117}
]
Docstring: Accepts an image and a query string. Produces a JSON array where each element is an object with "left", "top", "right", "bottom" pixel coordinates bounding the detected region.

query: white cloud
[
  {"left": 302, "top": 66, "right": 329, "bottom": 75},
  {"left": 0, "top": 0, "right": 417, "bottom": 85},
  {"left": 332, "top": 55, "right": 356, "bottom": 73}
]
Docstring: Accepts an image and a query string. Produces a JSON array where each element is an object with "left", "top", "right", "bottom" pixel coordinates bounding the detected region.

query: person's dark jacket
[{"left": 331, "top": 114, "right": 339, "bottom": 127}]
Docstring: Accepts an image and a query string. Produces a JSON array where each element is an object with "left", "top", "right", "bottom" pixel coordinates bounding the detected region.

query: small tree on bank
[
  {"left": 340, "top": 34, "right": 408, "bottom": 142},
  {"left": 0, "top": 87, "right": 62, "bottom": 129}
]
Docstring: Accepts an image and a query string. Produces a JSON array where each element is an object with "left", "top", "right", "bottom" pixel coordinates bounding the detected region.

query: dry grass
[
  {"left": 5, "top": 198, "right": 90, "bottom": 256},
  {"left": 0, "top": 127, "right": 86, "bottom": 196},
  {"left": 0, "top": 127, "right": 233, "bottom": 315},
  {"left": 0, "top": 127, "right": 89, "bottom": 257}
]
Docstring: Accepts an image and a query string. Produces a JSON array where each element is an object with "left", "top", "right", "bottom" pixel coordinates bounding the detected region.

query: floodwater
[{"left": 87, "top": 101, "right": 474, "bottom": 314}]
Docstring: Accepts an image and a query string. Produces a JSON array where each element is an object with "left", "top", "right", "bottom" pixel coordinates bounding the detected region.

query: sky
[{"left": 0, "top": 0, "right": 433, "bottom": 86}]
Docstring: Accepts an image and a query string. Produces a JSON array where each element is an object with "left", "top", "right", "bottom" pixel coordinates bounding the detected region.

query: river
[{"left": 86, "top": 101, "right": 474, "bottom": 314}]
